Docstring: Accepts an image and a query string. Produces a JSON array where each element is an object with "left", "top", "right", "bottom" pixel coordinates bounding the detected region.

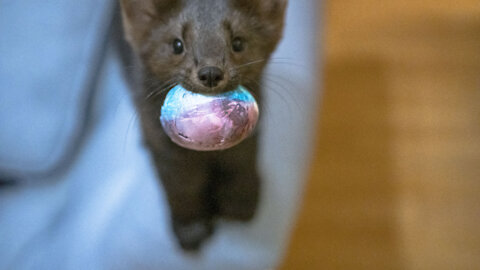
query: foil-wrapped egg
[{"left": 160, "top": 85, "right": 259, "bottom": 151}]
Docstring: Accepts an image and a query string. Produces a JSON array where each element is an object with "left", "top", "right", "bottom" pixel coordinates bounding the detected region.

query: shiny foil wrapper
[{"left": 160, "top": 85, "right": 259, "bottom": 151}]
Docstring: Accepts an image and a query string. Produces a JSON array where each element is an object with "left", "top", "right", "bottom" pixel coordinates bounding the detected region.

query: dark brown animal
[{"left": 120, "top": 0, "right": 287, "bottom": 250}]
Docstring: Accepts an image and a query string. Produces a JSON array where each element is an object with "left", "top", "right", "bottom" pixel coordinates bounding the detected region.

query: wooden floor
[{"left": 280, "top": 1, "right": 480, "bottom": 269}]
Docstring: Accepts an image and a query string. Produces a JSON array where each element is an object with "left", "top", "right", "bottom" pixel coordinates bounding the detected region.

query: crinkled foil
[{"left": 160, "top": 85, "right": 259, "bottom": 151}]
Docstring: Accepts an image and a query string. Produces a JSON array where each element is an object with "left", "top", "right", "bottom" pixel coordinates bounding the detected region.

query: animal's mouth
[{"left": 179, "top": 79, "right": 240, "bottom": 96}]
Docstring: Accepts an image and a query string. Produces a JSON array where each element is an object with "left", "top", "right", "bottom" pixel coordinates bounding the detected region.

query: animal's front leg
[
  {"left": 151, "top": 146, "right": 215, "bottom": 251},
  {"left": 139, "top": 101, "right": 215, "bottom": 251},
  {"left": 211, "top": 135, "right": 261, "bottom": 221}
]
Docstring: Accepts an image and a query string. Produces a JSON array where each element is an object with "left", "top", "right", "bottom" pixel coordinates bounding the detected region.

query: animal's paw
[{"left": 173, "top": 219, "right": 214, "bottom": 251}]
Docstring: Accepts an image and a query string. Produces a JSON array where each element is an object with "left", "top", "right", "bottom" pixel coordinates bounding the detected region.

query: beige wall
[{"left": 281, "top": 1, "right": 480, "bottom": 269}]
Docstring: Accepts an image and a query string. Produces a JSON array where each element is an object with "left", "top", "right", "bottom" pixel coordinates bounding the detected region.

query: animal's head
[{"left": 120, "top": 0, "right": 287, "bottom": 95}]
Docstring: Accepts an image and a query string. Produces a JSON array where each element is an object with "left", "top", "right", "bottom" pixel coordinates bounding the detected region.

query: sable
[{"left": 120, "top": 0, "right": 287, "bottom": 251}]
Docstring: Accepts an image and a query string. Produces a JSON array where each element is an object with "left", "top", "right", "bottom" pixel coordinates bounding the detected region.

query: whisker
[
  {"left": 262, "top": 71, "right": 309, "bottom": 95},
  {"left": 122, "top": 64, "right": 137, "bottom": 72},
  {"left": 230, "top": 57, "right": 309, "bottom": 75},
  {"left": 266, "top": 60, "right": 309, "bottom": 70},
  {"left": 263, "top": 75, "right": 310, "bottom": 117},
  {"left": 144, "top": 85, "right": 172, "bottom": 101},
  {"left": 246, "top": 75, "right": 303, "bottom": 127},
  {"left": 230, "top": 58, "right": 268, "bottom": 73},
  {"left": 144, "top": 79, "right": 177, "bottom": 101},
  {"left": 123, "top": 110, "right": 139, "bottom": 155},
  {"left": 262, "top": 71, "right": 298, "bottom": 85},
  {"left": 261, "top": 78, "right": 297, "bottom": 113},
  {"left": 261, "top": 76, "right": 304, "bottom": 115},
  {"left": 243, "top": 79, "right": 276, "bottom": 124}
]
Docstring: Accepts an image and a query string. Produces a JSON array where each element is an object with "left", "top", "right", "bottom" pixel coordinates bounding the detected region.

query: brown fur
[{"left": 120, "top": 0, "right": 287, "bottom": 251}]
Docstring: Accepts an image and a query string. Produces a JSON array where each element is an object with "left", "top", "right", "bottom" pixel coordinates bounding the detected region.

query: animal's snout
[{"left": 198, "top": 66, "right": 224, "bottom": 88}]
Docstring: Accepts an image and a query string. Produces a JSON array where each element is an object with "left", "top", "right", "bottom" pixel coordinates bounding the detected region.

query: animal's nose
[{"left": 198, "top": 66, "right": 224, "bottom": 88}]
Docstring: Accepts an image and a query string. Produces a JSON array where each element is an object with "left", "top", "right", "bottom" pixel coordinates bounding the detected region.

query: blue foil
[{"left": 160, "top": 85, "right": 259, "bottom": 151}]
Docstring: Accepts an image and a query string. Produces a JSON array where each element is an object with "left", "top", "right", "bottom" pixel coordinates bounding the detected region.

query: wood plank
[{"left": 281, "top": 1, "right": 480, "bottom": 269}]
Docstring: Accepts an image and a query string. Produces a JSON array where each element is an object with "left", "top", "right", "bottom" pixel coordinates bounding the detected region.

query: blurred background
[{"left": 281, "top": 1, "right": 480, "bottom": 269}]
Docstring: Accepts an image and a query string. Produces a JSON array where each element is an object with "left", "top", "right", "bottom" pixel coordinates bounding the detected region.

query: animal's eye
[
  {"left": 172, "top": 39, "right": 184, "bottom": 54},
  {"left": 232, "top": 37, "right": 244, "bottom": 52}
]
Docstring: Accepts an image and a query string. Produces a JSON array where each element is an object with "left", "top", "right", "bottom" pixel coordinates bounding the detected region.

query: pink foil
[{"left": 160, "top": 85, "right": 259, "bottom": 151}]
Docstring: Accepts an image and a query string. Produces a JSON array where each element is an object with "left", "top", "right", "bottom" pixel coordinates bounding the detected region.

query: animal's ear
[
  {"left": 120, "top": 0, "right": 180, "bottom": 49},
  {"left": 233, "top": 0, "right": 288, "bottom": 19}
]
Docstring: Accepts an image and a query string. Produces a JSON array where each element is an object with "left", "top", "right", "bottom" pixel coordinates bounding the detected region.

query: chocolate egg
[{"left": 160, "top": 85, "right": 259, "bottom": 151}]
